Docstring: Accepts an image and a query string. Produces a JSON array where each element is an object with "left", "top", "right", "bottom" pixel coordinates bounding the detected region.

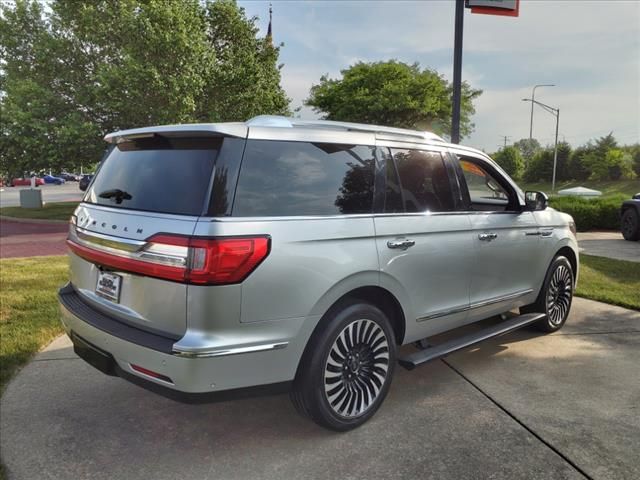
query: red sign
[{"left": 466, "top": 0, "right": 520, "bottom": 17}]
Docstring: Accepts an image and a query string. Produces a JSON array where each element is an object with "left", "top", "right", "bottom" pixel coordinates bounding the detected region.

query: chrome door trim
[
  {"left": 468, "top": 289, "right": 533, "bottom": 310},
  {"left": 417, "top": 304, "right": 469, "bottom": 322},
  {"left": 172, "top": 342, "right": 289, "bottom": 358},
  {"left": 417, "top": 289, "right": 533, "bottom": 322}
]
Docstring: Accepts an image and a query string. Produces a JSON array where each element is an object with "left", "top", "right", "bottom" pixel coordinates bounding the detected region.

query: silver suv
[{"left": 59, "top": 116, "right": 578, "bottom": 431}]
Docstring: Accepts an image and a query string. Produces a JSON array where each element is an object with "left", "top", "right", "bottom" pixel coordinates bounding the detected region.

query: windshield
[{"left": 85, "top": 136, "right": 220, "bottom": 216}]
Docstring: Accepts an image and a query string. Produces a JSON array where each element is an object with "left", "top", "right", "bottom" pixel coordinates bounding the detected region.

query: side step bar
[{"left": 398, "top": 313, "right": 546, "bottom": 370}]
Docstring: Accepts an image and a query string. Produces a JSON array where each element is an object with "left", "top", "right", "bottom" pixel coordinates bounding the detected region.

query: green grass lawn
[
  {"left": 0, "top": 201, "right": 78, "bottom": 221},
  {"left": 0, "top": 256, "right": 68, "bottom": 393},
  {"left": 576, "top": 254, "right": 640, "bottom": 310},
  {"left": 519, "top": 179, "right": 640, "bottom": 198}
]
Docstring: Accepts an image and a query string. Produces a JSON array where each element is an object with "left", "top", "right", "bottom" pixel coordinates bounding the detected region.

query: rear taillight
[{"left": 67, "top": 231, "right": 270, "bottom": 285}]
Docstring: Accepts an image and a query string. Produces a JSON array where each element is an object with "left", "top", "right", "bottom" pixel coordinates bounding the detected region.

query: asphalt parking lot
[
  {"left": 1, "top": 297, "right": 638, "bottom": 480},
  {"left": 0, "top": 183, "right": 83, "bottom": 208}
]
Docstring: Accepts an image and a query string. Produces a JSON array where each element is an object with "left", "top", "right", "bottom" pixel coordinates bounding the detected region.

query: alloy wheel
[
  {"left": 546, "top": 264, "right": 573, "bottom": 325},
  {"left": 323, "top": 319, "right": 390, "bottom": 418}
]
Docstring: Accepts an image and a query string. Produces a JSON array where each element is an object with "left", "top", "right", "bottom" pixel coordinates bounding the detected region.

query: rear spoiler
[{"left": 104, "top": 123, "right": 247, "bottom": 144}]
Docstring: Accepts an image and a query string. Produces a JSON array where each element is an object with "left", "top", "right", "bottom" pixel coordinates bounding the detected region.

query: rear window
[
  {"left": 232, "top": 140, "right": 376, "bottom": 217},
  {"left": 85, "top": 136, "right": 220, "bottom": 216}
]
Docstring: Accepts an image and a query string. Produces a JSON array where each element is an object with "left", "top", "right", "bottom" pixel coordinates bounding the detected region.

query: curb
[{"left": 0, "top": 215, "right": 68, "bottom": 225}]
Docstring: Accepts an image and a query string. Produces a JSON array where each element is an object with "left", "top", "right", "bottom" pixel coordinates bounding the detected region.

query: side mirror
[{"left": 525, "top": 191, "right": 548, "bottom": 211}]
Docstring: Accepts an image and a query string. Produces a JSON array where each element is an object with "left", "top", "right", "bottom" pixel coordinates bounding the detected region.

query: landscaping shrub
[{"left": 549, "top": 194, "right": 626, "bottom": 231}]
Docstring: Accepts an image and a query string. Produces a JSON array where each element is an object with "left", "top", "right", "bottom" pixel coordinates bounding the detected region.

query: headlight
[{"left": 569, "top": 220, "right": 577, "bottom": 236}]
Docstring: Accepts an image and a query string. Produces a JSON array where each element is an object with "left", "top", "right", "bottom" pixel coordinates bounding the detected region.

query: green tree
[
  {"left": 0, "top": 0, "right": 290, "bottom": 177},
  {"left": 305, "top": 60, "right": 482, "bottom": 139},
  {"left": 594, "top": 132, "right": 618, "bottom": 160},
  {"left": 523, "top": 142, "right": 571, "bottom": 183},
  {"left": 197, "top": 0, "right": 290, "bottom": 121},
  {"left": 621, "top": 144, "right": 640, "bottom": 177},
  {"left": 568, "top": 143, "right": 594, "bottom": 181},
  {"left": 0, "top": 0, "right": 57, "bottom": 178},
  {"left": 493, "top": 146, "right": 524, "bottom": 180},
  {"left": 513, "top": 138, "right": 541, "bottom": 165},
  {"left": 587, "top": 149, "right": 635, "bottom": 180}
]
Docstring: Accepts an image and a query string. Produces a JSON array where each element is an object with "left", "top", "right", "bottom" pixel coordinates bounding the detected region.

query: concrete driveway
[{"left": 1, "top": 298, "right": 639, "bottom": 480}]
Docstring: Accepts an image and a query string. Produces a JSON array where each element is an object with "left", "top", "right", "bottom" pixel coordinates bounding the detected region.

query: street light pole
[
  {"left": 522, "top": 98, "right": 560, "bottom": 193},
  {"left": 551, "top": 108, "right": 560, "bottom": 194},
  {"left": 528, "top": 84, "right": 555, "bottom": 141}
]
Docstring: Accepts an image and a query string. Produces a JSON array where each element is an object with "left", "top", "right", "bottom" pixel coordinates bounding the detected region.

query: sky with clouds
[{"left": 239, "top": 0, "right": 640, "bottom": 152}]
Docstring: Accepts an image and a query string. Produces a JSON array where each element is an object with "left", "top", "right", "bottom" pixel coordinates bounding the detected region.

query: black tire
[
  {"left": 290, "top": 302, "right": 397, "bottom": 431},
  {"left": 522, "top": 255, "right": 574, "bottom": 332},
  {"left": 621, "top": 208, "right": 640, "bottom": 241}
]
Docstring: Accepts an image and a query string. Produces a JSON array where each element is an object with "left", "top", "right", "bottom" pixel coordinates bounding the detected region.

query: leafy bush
[{"left": 549, "top": 194, "right": 627, "bottom": 231}]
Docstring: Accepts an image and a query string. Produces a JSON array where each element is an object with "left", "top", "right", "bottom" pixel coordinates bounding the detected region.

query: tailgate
[{"left": 68, "top": 204, "right": 198, "bottom": 338}]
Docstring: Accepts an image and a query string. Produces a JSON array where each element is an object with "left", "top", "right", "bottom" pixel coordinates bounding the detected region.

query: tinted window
[
  {"left": 86, "top": 136, "right": 219, "bottom": 216},
  {"left": 233, "top": 140, "right": 376, "bottom": 216},
  {"left": 383, "top": 149, "right": 404, "bottom": 213},
  {"left": 390, "top": 149, "right": 455, "bottom": 212},
  {"left": 459, "top": 159, "right": 510, "bottom": 211}
]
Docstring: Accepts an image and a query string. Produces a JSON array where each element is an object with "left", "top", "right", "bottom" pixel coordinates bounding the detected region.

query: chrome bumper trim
[{"left": 172, "top": 342, "right": 289, "bottom": 358}]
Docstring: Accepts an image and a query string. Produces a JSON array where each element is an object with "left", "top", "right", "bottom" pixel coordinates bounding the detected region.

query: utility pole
[
  {"left": 500, "top": 135, "right": 512, "bottom": 148},
  {"left": 451, "top": 0, "right": 464, "bottom": 144}
]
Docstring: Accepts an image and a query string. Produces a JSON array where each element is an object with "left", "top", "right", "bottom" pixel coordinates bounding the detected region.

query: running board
[{"left": 398, "top": 313, "right": 546, "bottom": 370}]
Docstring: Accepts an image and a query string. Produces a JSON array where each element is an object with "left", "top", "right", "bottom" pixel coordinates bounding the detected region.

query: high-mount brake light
[{"left": 67, "top": 230, "right": 270, "bottom": 285}]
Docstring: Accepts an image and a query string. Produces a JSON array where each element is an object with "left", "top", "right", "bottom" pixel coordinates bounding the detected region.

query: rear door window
[
  {"left": 85, "top": 136, "right": 220, "bottom": 216},
  {"left": 232, "top": 140, "right": 376, "bottom": 216},
  {"left": 388, "top": 149, "right": 456, "bottom": 213}
]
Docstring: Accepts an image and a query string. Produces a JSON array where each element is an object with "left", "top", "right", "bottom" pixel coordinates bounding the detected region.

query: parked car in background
[
  {"left": 60, "top": 172, "right": 80, "bottom": 182},
  {"left": 79, "top": 174, "right": 94, "bottom": 191},
  {"left": 60, "top": 116, "right": 579, "bottom": 431},
  {"left": 43, "top": 174, "right": 66, "bottom": 185},
  {"left": 621, "top": 193, "right": 640, "bottom": 241},
  {"left": 10, "top": 177, "right": 45, "bottom": 187}
]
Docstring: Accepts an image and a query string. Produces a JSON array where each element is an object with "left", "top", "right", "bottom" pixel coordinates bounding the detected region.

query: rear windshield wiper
[{"left": 98, "top": 188, "right": 132, "bottom": 204}]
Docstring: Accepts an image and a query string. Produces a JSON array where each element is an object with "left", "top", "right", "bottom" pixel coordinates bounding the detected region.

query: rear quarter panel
[{"left": 192, "top": 216, "right": 380, "bottom": 323}]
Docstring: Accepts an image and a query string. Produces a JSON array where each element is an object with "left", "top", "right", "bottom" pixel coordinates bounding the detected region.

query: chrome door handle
[
  {"left": 387, "top": 239, "right": 415, "bottom": 250},
  {"left": 478, "top": 233, "right": 498, "bottom": 241}
]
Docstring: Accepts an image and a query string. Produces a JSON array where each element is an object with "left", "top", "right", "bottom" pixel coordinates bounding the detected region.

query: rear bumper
[{"left": 58, "top": 283, "right": 306, "bottom": 397}]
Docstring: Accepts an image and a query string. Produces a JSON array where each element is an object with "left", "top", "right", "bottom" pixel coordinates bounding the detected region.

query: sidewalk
[{"left": 0, "top": 219, "right": 68, "bottom": 258}]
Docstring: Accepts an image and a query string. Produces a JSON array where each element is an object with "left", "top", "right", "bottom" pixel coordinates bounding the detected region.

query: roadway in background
[{"left": 0, "top": 183, "right": 84, "bottom": 208}]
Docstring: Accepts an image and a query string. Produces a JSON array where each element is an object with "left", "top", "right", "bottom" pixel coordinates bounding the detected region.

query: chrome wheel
[
  {"left": 546, "top": 264, "right": 573, "bottom": 326},
  {"left": 323, "top": 319, "right": 390, "bottom": 418}
]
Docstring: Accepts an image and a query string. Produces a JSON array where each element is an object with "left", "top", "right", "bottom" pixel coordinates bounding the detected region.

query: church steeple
[{"left": 266, "top": 3, "right": 273, "bottom": 45}]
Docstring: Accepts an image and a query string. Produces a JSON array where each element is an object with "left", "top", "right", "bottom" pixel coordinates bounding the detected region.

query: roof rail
[{"left": 246, "top": 115, "right": 444, "bottom": 142}]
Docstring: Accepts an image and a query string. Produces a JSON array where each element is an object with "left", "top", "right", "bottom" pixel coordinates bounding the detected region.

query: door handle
[
  {"left": 387, "top": 239, "right": 415, "bottom": 250},
  {"left": 478, "top": 233, "right": 498, "bottom": 241}
]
